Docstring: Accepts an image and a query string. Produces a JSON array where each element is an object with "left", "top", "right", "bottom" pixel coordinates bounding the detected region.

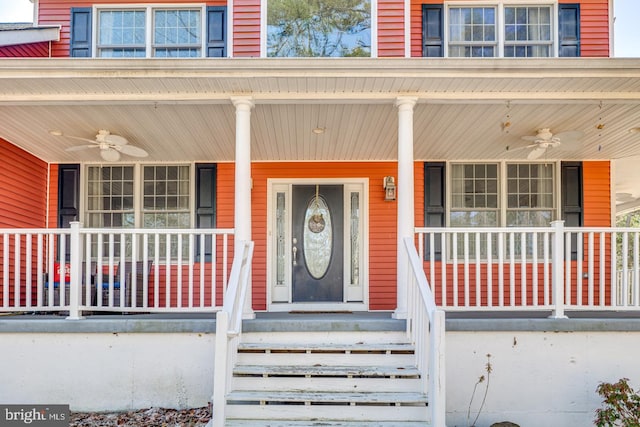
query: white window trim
[
  {"left": 92, "top": 3, "right": 208, "bottom": 58},
  {"left": 446, "top": 160, "right": 561, "bottom": 228},
  {"left": 443, "top": 1, "right": 558, "bottom": 58},
  {"left": 260, "top": 0, "right": 378, "bottom": 58}
]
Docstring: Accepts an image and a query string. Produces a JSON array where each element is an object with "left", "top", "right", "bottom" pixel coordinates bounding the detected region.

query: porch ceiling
[{"left": 1, "top": 57, "right": 640, "bottom": 212}]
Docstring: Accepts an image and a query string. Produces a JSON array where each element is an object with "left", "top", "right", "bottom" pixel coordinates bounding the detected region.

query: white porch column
[
  {"left": 394, "top": 96, "right": 418, "bottom": 320},
  {"left": 232, "top": 96, "right": 255, "bottom": 319}
]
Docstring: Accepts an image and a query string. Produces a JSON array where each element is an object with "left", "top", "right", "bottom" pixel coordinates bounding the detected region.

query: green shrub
[{"left": 595, "top": 378, "right": 640, "bottom": 427}]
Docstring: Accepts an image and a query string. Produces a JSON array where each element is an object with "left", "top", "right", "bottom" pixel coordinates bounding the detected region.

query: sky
[{"left": 0, "top": 0, "right": 638, "bottom": 57}]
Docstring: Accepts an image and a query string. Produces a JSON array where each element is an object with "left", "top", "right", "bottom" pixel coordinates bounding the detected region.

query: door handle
[{"left": 292, "top": 238, "right": 297, "bottom": 266}]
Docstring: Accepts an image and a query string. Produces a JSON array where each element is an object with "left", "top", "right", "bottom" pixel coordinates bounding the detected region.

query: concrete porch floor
[{"left": 2, "top": 309, "right": 640, "bottom": 333}]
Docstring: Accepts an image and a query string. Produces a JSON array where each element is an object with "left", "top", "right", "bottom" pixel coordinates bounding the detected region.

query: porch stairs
[{"left": 221, "top": 313, "right": 430, "bottom": 426}]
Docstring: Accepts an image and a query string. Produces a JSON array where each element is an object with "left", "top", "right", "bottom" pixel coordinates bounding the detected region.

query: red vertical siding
[
  {"left": 561, "top": 0, "right": 610, "bottom": 57},
  {"left": 411, "top": 0, "right": 610, "bottom": 58},
  {"left": 0, "top": 139, "right": 48, "bottom": 306},
  {"left": 48, "top": 165, "right": 58, "bottom": 229},
  {"left": 583, "top": 161, "right": 611, "bottom": 227},
  {"left": 378, "top": 0, "right": 405, "bottom": 57},
  {"left": 39, "top": 0, "right": 227, "bottom": 58},
  {"left": 410, "top": 0, "right": 439, "bottom": 58},
  {"left": 233, "top": 0, "right": 261, "bottom": 57},
  {"left": 0, "top": 42, "right": 50, "bottom": 57},
  {"left": 0, "top": 139, "right": 48, "bottom": 228},
  {"left": 248, "top": 162, "right": 417, "bottom": 311}
]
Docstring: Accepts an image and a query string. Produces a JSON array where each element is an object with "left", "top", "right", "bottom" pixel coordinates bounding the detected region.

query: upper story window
[
  {"left": 97, "top": 7, "right": 202, "bottom": 57},
  {"left": 266, "top": 0, "right": 372, "bottom": 57},
  {"left": 448, "top": 4, "right": 552, "bottom": 58},
  {"left": 70, "top": 6, "right": 227, "bottom": 58},
  {"left": 422, "top": 2, "right": 580, "bottom": 58}
]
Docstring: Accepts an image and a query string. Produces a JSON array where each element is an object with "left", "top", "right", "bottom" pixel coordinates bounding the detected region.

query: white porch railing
[
  {"left": 403, "top": 237, "right": 446, "bottom": 427},
  {"left": 416, "top": 221, "right": 640, "bottom": 316},
  {"left": 0, "top": 222, "right": 234, "bottom": 317},
  {"left": 212, "top": 240, "right": 254, "bottom": 427}
]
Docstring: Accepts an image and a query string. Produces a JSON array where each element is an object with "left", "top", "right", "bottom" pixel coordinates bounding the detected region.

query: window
[
  {"left": 86, "top": 166, "right": 135, "bottom": 228},
  {"left": 266, "top": 0, "right": 371, "bottom": 57},
  {"left": 506, "top": 163, "right": 554, "bottom": 226},
  {"left": 449, "top": 162, "right": 555, "bottom": 227},
  {"left": 422, "top": 2, "right": 571, "bottom": 58},
  {"left": 504, "top": 6, "right": 552, "bottom": 57},
  {"left": 85, "top": 164, "right": 192, "bottom": 260},
  {"left": 96, "top": 6, "right": 203, "bottom": 57},
  {"left": 448, "top": 4, "right": 552, "bottom": 58},
  {"left": 450, "top": 163, "right": 499, "bottom": 227},
  {"left": 447, "top": 162, "right": 555, "bottom": 259},
  {"left": 448, "top": 7, "right": 496, "bottom": 58},
  {"left": 142, "top": 166, "right": 190, "bottom": 228},
  {"left": 70, "top": 6, "right": 226, "bottom": 57}
]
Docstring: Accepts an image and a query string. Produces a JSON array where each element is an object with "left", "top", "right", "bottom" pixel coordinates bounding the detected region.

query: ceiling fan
[
  {"left": 57, "top": 129, "right": 149, "bottom": 161},
  {"left": 509, "top": 128, "right": 584, "bottom": 160}
]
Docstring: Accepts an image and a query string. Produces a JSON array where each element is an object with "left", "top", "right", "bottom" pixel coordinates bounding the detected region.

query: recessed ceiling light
[
  {"left": 312, "top": 127, "right": 325, "bottom": 135},
  {"left": 629, "top": 127, "right": 640, "bottom": 134},
  {"left": 48, "top": 130, "right": 63, "bottom": 136}
]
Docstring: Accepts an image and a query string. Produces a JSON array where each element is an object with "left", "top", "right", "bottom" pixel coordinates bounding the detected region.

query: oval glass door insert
[{"left": 304, "top": 196, "right": 332, "bottom": 279}]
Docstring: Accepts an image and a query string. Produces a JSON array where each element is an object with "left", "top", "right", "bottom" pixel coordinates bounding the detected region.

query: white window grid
[
  {"left": 444, "top": 1, "right": 556, "bottom": 58},
  {"left": 94, "top": 4, "right": 207, "bottom": 58}
]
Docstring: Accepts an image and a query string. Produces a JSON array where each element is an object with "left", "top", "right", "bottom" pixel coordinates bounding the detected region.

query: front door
[
  {"left": 292, "top": 185, "right": 343, "bottom": 302},
  {"left": 268, "top": 179, "right": 367, "bottom": 310}
]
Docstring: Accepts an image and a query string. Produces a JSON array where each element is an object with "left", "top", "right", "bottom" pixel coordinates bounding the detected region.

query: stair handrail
[
  {"left": 403, "top": 236, "right": 446, "bottom": 427},
  {"left": 212, "top": 240, "right": 255, "bottom": 427}
]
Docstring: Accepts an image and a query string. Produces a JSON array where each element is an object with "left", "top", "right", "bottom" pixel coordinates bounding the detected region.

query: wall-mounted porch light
[{"left": 383, "top": 176, "right": 396, "bottom": 201}]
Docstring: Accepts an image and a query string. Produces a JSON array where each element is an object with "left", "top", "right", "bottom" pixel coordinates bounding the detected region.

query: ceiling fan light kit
[{"left": 57, "top": 129, "right": 149, "bottom": 161}]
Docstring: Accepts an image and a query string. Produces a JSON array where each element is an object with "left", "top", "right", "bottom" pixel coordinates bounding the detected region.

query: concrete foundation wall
[
  {"left": 446, "top": 330, "right": 640, "bottom": 427},
  {"left": 0, "top": 332, "right": 214, "bottom": 412},
  {"left": 1, "top": 316, "right": 638, "bottom": 426}
]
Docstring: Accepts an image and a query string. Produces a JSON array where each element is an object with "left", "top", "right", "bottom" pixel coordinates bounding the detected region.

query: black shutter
[
  {"left": 561, "top": 162, "right": 583, "bottom": 260},
  {"left": 70, "top": 8, "right": 92, "bottom": 57},
  {"left": 559, "top": 4, "right": 580, "bottom": 57},
  {"left": 424, "top": 162, "right": 446, "bottom": 260},
  {"left": 422, "top": 5, "right": 444, "bottom": 57},
  {"left": 196, "top": 164, "right": 217, "bottom": 261},
  {"left": 58, "top": 164, "right": 80, "bottom": 262},
  {"left": 207, "top": 6, "right": 227, "bottom": 57}
]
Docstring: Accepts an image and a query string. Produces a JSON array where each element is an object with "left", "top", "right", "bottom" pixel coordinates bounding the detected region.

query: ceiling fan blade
[
  {"left": 100, "top": 148, "right": 121, "bottom": 162},
  {"left": 63, "top": 135, "right": 98, "bottom": 144},
  {"left": 117, "top": 144, "right": 148, "bottom": 157},
  {"left": 103, "top": 134, "right": 128, "bottom": 146},
  {"left": 521, "top": 135, "right": 541, "bottom": 142},
  {"left": 527, "top": 146, "right": 546, "bottom": 160},
  {"left": 65, "top": 144, "right": 99, "bottom": 152},
  {"left": 559, "top": 138, "right": 583, "bottom": 151},
  {"left": 554, "top": 130, "right": 584, "bottom": 141}
]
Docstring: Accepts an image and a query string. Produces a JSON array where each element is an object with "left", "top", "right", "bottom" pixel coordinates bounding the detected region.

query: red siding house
[{"left": 1, "top": 1, "right": 639, "bottom": 426}]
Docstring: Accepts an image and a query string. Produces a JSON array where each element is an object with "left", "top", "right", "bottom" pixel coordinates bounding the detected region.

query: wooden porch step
[
  {"left": 233, "top": 364, "right": 420, "bottom": 378},
  {"left": 225, "top": 391, "right": 429, "bottom": 422},
  {"left": 225, "top": 421, "right": 430, "bottom": 426},
  {"left": 237, "top": 342, "right": 414, "bottom": 354},
  {"left": 226, "top": 390, "right": 428, "bottom": 405}
]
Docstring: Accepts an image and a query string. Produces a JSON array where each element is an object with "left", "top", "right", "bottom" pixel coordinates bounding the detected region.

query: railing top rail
[
  {"left": 0, "top": 227, "right": 235, "bottom": 235},
  {"left": 403, "top": 237, "right": 438, "bottom": 317},
  {"left": 416, "top": 226, "right": 640, "bottom": 234},
  {"left": 80, "top": 227, "right": 235, "bottom": 235},
  {"left": 0, "top": 228, "right": 72, "bottom": 234},
  {"left": 414, "top": 226, "right": 555, "bottom": 234}
]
